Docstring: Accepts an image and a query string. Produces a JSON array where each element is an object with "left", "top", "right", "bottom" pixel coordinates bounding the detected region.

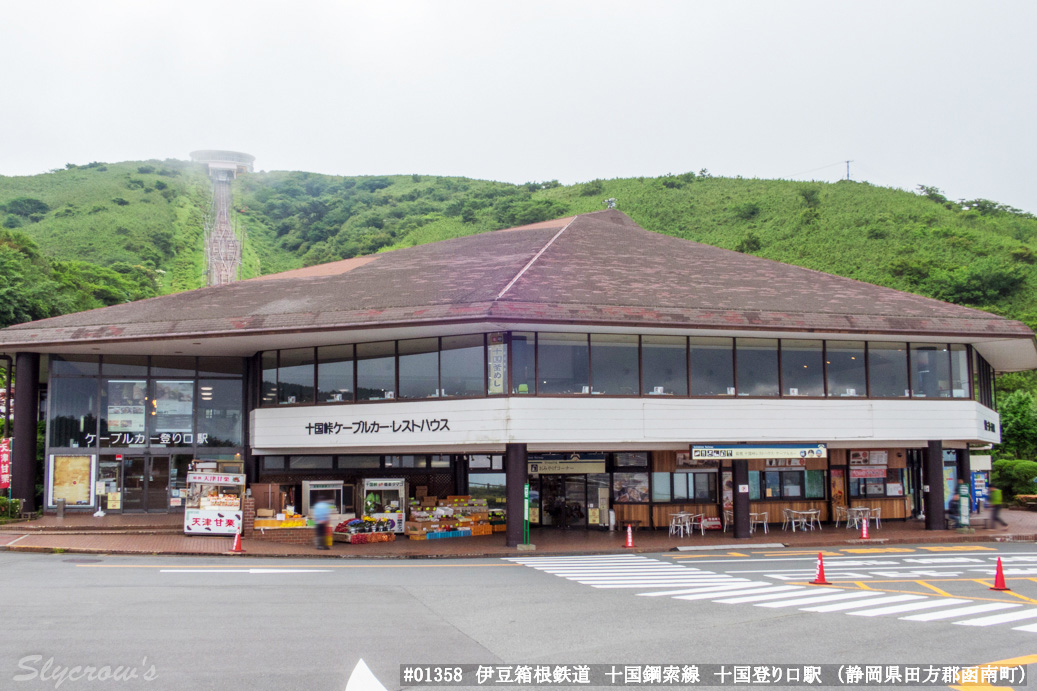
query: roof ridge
[{"left": 495, "top": 214, "right": 579, "bottom": 300}]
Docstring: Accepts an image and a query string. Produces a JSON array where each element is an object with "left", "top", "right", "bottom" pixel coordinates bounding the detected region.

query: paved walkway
[{"left": 0, "top": 509, "right": 1033, "bottom": 559}]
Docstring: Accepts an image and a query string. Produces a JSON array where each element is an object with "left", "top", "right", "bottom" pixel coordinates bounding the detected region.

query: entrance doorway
[
  {"left": 539, "top": 475, "right": 588, "bottom": 528},
  {"left": 122, "top": 455, "right": 170, "bottom": 512}
]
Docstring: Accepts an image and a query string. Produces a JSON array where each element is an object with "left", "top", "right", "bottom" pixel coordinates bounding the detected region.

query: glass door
[
  {"left": 564, "top": 476, "right": 587, "bottom": 527},
  {"left": 122, "top": 456, "right": 146, "bottom": 511},
  {"left": 147, "top": 456, "right": 170, "bottom": 512},
  {"left": 540, "top": 475, "right": 565, "bottom": 527}
]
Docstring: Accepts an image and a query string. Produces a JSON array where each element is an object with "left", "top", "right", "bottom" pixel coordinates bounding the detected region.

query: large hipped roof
[{"left": 0, "top": 210, "right": 1033, "bottom": 368}]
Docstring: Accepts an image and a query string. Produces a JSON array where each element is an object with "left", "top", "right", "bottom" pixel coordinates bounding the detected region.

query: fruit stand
[{"left": 405, "top": 495, "right": 495, "bottom": 540}]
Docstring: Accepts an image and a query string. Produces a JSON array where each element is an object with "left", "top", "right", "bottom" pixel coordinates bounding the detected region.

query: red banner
[{"left": 0, "top": 438, "right": 10, "bottom": 489}]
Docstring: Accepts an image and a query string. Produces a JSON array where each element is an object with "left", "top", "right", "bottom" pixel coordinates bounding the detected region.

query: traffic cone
[
  {"left": 624, "top": 524, "right": 635, "bottom": 548},
  {"left": 230, "top": 528, "right": 245, "bottom": 554},
  {"left": 990, "top": 557, "right": 1010, "bottom": 591},
  {"left": 810, "top": 552, "right": 831, "bottom": 585}
]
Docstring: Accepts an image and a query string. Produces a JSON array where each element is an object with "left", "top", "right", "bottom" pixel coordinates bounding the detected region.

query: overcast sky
[{"left": 2, "top": 1, "right": 1035, "bottom": 212}]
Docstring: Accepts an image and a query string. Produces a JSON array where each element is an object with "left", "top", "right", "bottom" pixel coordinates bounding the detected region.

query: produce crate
[
  {"left": 408, "top": 533, "right": 427, "bottom": 540},
  {"left": 492, "top": 523, "right": 507, "bottom": 533}
]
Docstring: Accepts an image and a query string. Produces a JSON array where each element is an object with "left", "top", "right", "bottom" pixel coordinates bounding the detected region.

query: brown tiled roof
[{"left": 0, "top": 210, "right": 1032, "bottom": 350}]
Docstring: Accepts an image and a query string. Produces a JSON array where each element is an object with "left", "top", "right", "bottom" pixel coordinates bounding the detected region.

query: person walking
[
  {"left": 313, "top": 499, "right": 333, "bottom": 549},
  {"left": 989, "top": 485, "right": 1008, "bottom": 528}
]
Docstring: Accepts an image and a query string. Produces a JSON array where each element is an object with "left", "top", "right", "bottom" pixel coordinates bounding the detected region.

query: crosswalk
[{"left": 506, "top": 554, "right": 1037, "bottom": 633}]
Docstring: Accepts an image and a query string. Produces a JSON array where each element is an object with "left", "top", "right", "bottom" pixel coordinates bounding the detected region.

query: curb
[{"left": 1, "top": 532, "right": 1033, "bottom": 560}]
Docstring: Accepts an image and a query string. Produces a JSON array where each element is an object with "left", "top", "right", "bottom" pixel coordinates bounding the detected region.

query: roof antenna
[{"left": 604, "top": 198, "right": 617, "bottom": 209}]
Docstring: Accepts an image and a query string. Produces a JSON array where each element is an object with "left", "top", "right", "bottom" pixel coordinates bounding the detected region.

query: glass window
[
  {"left": 736, "top": 338, "right": 779, "bottom": 396},
  {"left": 441, "top": 335, "right": 484, "bottom": 397},
  {"left": 289, "top": 455, "right": 333, "bottom": 469},
  {"left": 911, "top": 343, "right": 951, "bottom": 398},
  {"left": 197, "top": 379, "right": 242, "bottom": 447},
  {"left": 590, "top": 334, "right": 639, "bottom": 395},
  {"left": 642, "top": 335, "right": 687, "bottom": 396},
  {"left": 50, "top": 355, "right": 99, "bottom": 376},
  {"left": 317, "top": 345, "right": 354, "bottom": 403},
  {"left": 150, "top": 356, "right": 196, "bottom": 377},
  {"left": 510, "top": 332, "right": 536, "bottom": 395},
  {"left": 357, "top": 341, "right": 395, "bottom": 400},
  {"left": 260, "top": 352, "right": 278, "bottom": 407},
  {"left": 468, "top": 473, "right": 507, "bottom": 509},
  {"left": 538, "top": 333, "right": 589, "bottom": 394},
  {"left": 198, "top": 357, "right": 244, "bottom": 377},
  {"left": 386, "top": 455, "right": 425, "bottom": 468},
  {"left": 763, "top": 470, "right": 781, "bottom": 498},
  {"left": 261, "top": 456, "right": 285, "bottom": 471},
  {"left": 102, "top": 355, "right": 147, "bottom": 376},
  {"left": 781, "top": 340, "right": 824, "bottom": 396},
  {"left": 868, "top": 342, "right": 909, "bottom": 397},
  {"left": 399, "top": 338, "right": 439, "bottom": 399},
  {"left": 101, "top": 380, "right": 147, "bottom": 447},
  {"left": 782, "top": 472, "right": 804, "bottom": 498},
  {"left": 651, "top": 473, "right": 671, "bottom": 502},
  {"left": 690, "top": 337, "right": 734, "bottom": 396},
  {"left": 278, "top": 348, "right": 315, "bottom": 405},
  {"left": 950, "top": 344, "right": 969, "bottom": 398},
  {"left": 614, "top": 452, "right": 648, "bottom": 467},
  {"left": 673, "top": 473, "right": 690, "bottom": 500},
  {"left": 826, "top": 341, "right": 866, "bottom": 397},
  {"left": 470, "top": 454, "right": 503, "bottom": 470},
  {"left": 612, "top": 472, "right": 649, "bottom": 503},
  {"left": 430, "top": 455, "right": 451, "bottom": 468},
  {"left": 151, "top": 380, "right": 194, "bottom": 447},
  {"left": 693, "top": 473, "right": 717, "bottom": 502},
  {"left": 337, "top": 455, "right": 380, "bottom": 468},
  {"left": 48, "top": 378, "right": 99, "bottom": 447}
]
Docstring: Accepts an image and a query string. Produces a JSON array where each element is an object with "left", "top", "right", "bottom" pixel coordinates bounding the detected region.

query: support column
[
  {"left": 924, "top": 440, "right": 946, "bottom": 530},
  {"left": 12, "top": 352, "right": 39, "bottom": 513},
  {"left": 505, "top": 443, "right": 527, "bottom": 548},
  {"left": 454, "top": 455, "right": 468, "bottom": 496},
  {"left": 732, "top": 459, "right": 750, "bottom": 539}
]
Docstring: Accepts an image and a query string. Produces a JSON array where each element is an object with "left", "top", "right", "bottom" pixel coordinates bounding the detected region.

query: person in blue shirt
[{"left": 313, "top": 500, "right": 333, "bottom": 549}]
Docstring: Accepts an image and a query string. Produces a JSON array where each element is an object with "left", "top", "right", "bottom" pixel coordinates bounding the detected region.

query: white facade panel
[{"left": 251, "top": 397, "right": 999, "bottom": 452}]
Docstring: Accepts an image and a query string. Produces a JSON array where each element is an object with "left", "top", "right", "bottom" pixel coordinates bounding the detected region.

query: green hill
[{"left": 6, "top": 161, "right": 1037, "bottom": 350}]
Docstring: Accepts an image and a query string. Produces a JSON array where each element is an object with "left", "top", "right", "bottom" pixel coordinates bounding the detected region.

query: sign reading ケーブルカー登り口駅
[{"left": 691, "top": 444, "right": 827, "bottom": 460}]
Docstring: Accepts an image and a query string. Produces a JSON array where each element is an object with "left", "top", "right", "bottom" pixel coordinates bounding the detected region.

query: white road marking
[
  {"left": 714, "top": 587, "right": 812, "bottom": 603},
  {"left": 847, "top": 598, "right": 972, "bottom": 617},
  {"left": 756, "top": 591, "right": 883, "bottom": 608},
  {"left": 160, "top": 569, "right": 331, "bottom": 574},
  {"left": 801, "top": 594, "right": 925, "bottom": 612},
  {"left": 954, "top": 609, "right": 1037, "bottom": 627},
  {"left": 900, "top": 602, "right": 1021, "bottom": 622}
]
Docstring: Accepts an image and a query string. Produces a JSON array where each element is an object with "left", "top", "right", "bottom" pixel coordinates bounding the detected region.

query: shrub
[
  {"left": 580, "top": 179, "right": 605, "bottom": 197},
  {"left": 111, "top": 198, "right": 130, "bottom": 206},
  {"left": 733, "top": 202, "right": 760, "bottom": 221},
  {"left": 4, "top": 197, "right": 49, "bottom": 217},
  {"left": 2, "top": 214, "right": 23, "bottom": 229},
  {"left": 137, "top": 165, "right": 155, "bottom": 174},
  {"left": 992, "top": 459, "right": 1037, "bottom": 500},
  {"left": 735, "top": 232, "right": 762, "bottom": 253},
  {"left": 1011, "top": 247, "right": 1036, "bottom": 264}
]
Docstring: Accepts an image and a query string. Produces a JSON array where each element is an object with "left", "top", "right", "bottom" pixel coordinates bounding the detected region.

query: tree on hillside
[{"left": 995, "top": 389, "right": 1037, "bottom": 461}]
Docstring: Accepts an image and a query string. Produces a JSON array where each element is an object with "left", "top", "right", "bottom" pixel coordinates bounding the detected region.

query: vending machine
[{"left": 183, "top": 471, "right": 245, "bottom": 535}]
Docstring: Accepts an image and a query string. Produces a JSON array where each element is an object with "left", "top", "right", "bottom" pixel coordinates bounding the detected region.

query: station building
[{"left": 3, "top": 210, "right": 1035, "bottom": 542}]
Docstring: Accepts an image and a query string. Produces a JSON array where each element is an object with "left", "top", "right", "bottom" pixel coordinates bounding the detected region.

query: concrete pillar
[
  {"left": 454, "top": 455, "right": 468, "bottom": 496},
  {"left": 505, "top": 443, "right": 527, "bottom": 547},
  {"left": 12, "top": 352, "right": 39, "bottom": 513},
  {"left": 924, "top": 440, "right": 946, "bottom": 530},
  {"left": 956, "top": 451, "right": 971, "bottom": 506},
  {"left": 732, "top": 459, "right": 750, "bottom": 539}
]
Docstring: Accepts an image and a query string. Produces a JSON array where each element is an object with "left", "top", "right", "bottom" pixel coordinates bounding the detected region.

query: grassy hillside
[{"left": 233, "top": 170, "right": 1037, "bottom": 329}]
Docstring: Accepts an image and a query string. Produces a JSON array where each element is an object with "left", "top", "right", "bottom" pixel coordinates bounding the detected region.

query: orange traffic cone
[
  {"left": 810, "top": 552, "right": 831, "bottom": 585},
  {"left": 624, "top": 524, "right": 635, "bottom": 548},
  {"left": 990, "top": 557, "right": 1010, "bottom": 591},
  {"left": 230, "top": 528, "right": 245, "bottom": 554}
]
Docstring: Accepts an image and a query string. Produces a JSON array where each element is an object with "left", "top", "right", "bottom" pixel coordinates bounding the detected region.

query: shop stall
[
  {"left": 183, "top": 471, "right": 245, "bottom": 535},
  {"left": 362, "top": 478, "right": 406, "bottom": 533}
]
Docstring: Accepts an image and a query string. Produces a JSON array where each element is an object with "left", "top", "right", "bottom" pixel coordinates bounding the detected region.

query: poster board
[{"left": 48, "top": 455, "right": 97, "bottom": 507}]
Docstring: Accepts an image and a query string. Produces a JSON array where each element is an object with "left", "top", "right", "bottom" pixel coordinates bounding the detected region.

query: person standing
[
  {"left": 313, "top": 499, "right": 333, "bottom": 549},
  {"left": 989, "top": 485, "right": 1008, "bottom": 528}
]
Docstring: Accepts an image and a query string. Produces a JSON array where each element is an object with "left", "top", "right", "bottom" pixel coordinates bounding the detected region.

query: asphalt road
[{"left": 1, "top": 542, "right": 1035, "bottom": 691}]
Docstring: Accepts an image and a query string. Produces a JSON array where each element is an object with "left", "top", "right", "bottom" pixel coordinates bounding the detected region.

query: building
[
  {"left": 2, "top": 210, "right": 1034, "bottom": 542},
  {"left": 189, "top": 150, "right": 255, "bottom": 180}
]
